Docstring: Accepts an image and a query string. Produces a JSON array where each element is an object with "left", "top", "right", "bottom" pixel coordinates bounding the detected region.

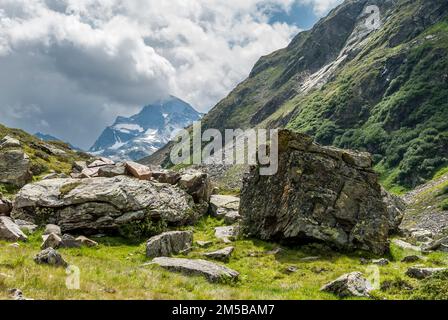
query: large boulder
[
  {"left": 0, "top": 216, "right": 28, "bottom": 241},
  {"left": 11, "top": 176, "right": 199, "bottom": 233},
  {"left": 0, "top": 135, "right": 21, "bottom": 148},
  {"left": 146, "top": 231, "right": 193, "bottom": 258},
  {"left": 240, "top": 130, "right": 402, "bottom": 255},
  {"left": 0, "top": 149, "right": 32, "bottom": 187},
  {"left": 149, "top": 257, "right": 239, "bottom": 283},
  {"left": 125, "top": 161, "right": 152, "bottom": 180}
]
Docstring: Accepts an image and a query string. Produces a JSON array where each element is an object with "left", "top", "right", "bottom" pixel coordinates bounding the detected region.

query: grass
[{"left": 1, "top": 217, "right": 447, "bottom": 300}]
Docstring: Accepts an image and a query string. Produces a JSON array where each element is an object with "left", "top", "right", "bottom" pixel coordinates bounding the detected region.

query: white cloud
[{"left": 0, "top": 0, "right": 339, "bottom": 148}]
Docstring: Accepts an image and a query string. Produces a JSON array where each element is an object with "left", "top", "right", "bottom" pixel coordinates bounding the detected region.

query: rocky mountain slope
[
  {"left": 35, "top": 132, "right": 82, "bottom": 152},
  {"left": 0, "top": 124, "right": 90, "bottom": 194},
  {"left": 144, "top": 0, "right": 448, "bottom": 191},
  {"left": 90, "top": 96, "right": 201, "bottom": 161}
]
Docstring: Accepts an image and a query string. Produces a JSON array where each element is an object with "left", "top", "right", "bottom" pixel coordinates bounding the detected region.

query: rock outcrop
[
  {"left": 146, "top": 231, "right": 193, "bottom": 258},
  {"left": 149, "top": 257, "right": 239, "bottom": 283},
  {"left": 240, "top": 130, "right": 403, "bottom": 255},
  {"left": 11, "top": 176, "right": 199, "bottom": 233}
]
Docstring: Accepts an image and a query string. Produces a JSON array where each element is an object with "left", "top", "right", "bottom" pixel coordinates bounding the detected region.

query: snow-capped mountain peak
[{"left": 89, "top": 96, "right": 201, "bottom": 161}]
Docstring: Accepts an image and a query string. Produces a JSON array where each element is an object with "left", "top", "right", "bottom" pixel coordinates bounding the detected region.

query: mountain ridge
[{"left": 90, "top": 96, "right": 202, "bottom": 161}]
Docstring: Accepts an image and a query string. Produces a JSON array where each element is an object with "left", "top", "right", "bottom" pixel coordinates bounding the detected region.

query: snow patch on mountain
[{"left": 89, "top": 96, "right": 201, "bottom": 161}]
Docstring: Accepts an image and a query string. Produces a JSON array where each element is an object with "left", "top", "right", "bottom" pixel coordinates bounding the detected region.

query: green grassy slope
[
  {"left": 0, "top": 124, "right": 90, "bottom": 195},
  {"left": 184, "top": 0, "right": 448, "bottom": 191},
  {"left": 1, "top": 216, "right": 447, "bottom": 300}
]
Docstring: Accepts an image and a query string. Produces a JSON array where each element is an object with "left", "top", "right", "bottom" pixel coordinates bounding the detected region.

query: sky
[{"left": 0, "top": 0, "right": 342, "bottom": 149}]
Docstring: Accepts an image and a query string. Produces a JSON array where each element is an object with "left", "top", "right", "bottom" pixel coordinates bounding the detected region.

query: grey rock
[
  {"left": 88, "top": 157, "right": 115, "bottom": 168},
  {"left": 61, "top": 234, "right": 82, "bottom": 248},
  {"left": 41, "top": 232, "right": 63, "bottom": 249},
  {"left": 0, "top": 135, "right": 21, "bottom": 148},
  {"left": 8, "top": 288, "right": 33, "bottom": 301},
  {"left": 240, "top": 130, "right": 400, "bottom": 255},
  {"left": 214, "top": 225, "right": 239, "bottom": 243},
  {"left": 203, "top": 247, "right": 234, "bottom": 262},
  {"left": 401, "top": 255, "right": 423, "bottom": 263},
  {"left": 150, "top": 257, "right": 239, "bottom": 283},
  {"left": 0, "top": 198, "right": 12, "bottom": 216},
  {"left": 152, "top": 170, "right": 181, "bottom": 185},
  {"left": 209, "top": 195, "right": 240, "bottom": 218},
  {"left": 0, "top": 149, "right": 32, "bottom": 187},
  {"left": 286, "top": 266, "right": 298, "bottom": 273},
  {"left": 34, "top": 248, "right": 68, "bottom": 267},
  {"left": 382, "top": 188, "right": 406, "bottom": 232},
  {"left": 146, "top": 231, "right": 193, "bottom": 258},
  {"left": 409, "top": 229, "right": 434, "bottom": 243},
  {"left": 72, "top": 161, "right": 87, "bottom": 173},
  {"left": 320, "top": 272, "right": 372, "bottom": 297},
  {"left": 196, "top": 240, "right": 213, "bottom": 248},
  {"left": 223, "top": 211, "right": 242, "bottom": 225},
  {"left": 406, "top": 267, "right": 448, "bottom": 280},
  {"left": 44, "top": 224, "right": 62, "bottom": 236},
  {"left": 371, "top": 258, "right": 390, "bottom": 266},
  {"left": 11, "top": 176, "right": 198, "bottom": 233},
  {"left": 392, "top": 239, "right": 421, "bottom": 252},
  {"left": 178, "top": 170, "right": 212, "bottom": 203},
  {"left": 0, "top": 216, "right": 27, "bottom": 242},
  {"left": 97, "top": 164, "right": 126, "bottom": 177},
  {"left": 300, "top": 256, "right": 320, "bottom": 262},
  {"left": 14, "top": 219, "right": 38, "bottom": 233},
  {"left": 422, "top": 236, "right": 448, "bottom": 252},
  {"left": 76, "top": 235, "right": 98, "bottom": 247}
]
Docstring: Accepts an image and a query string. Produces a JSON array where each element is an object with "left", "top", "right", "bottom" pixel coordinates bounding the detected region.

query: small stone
[
  {"left": 44, "top": 224, "right": 62, "bottom": 236},
  {"left": 371, "top": 258, "right": 390, "bottom": 266},
  {"left": 34, "top": 248, "right": 68, "bottom": 267},
  {"left": 286, "top": 266, "right": 298, "bottom": 273},
  {"left": 300, "top": 256, "right": 320, "bottom": 262},
  {"left": 41, "top": 232, "right": 62, "bottom": 249},
  {"left": 14, "top": 219, "right": 38, "bottom": 233},
  {"left": 196, "top": 240, "right": 213, "bottom": 248},
  {"left": 8, "top": 288, "right": 33, "bottom": 301},
  {"left": 214, "top": 225, "right": 239, "bottom": 243},
  {"left": 76, "top": 235, "right": 99, "bottom": 247},
  {"left": 203, "top": 247, "right": 234, "bottom": 262},
  {"left": 401, "top": 255, "right": 423, "bottom": 263}
]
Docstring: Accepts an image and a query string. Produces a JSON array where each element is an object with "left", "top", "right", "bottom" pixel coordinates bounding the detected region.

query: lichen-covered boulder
[
  {"left": 321, "top": 272, "right": 372, "bottom": 297},
  {"left": 0, "top": 216, "right": 28, "bottom": 242},
  {"left": 240, "top": 130, "right": 402, "bottom": 255},
  {"left": 11, "top": 176, "right": 199, "bottom": 234}
]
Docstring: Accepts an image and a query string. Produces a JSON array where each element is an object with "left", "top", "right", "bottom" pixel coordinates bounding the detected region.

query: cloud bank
[{"left": 0, "top": 0, "right": 341, "bottom": 149}]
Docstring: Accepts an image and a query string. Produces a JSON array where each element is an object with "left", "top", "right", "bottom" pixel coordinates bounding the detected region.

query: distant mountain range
[
  {"left": 35, "top": 132, "right": 83, "bottom": 151},
  {"left": 89, "top": 96, "right": 202, "bottom": 161}
]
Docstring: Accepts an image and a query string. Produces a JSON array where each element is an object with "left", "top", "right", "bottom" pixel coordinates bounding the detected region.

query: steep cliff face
[{"left": 178, "top": 0, "right": 448, "bottom": 190}]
